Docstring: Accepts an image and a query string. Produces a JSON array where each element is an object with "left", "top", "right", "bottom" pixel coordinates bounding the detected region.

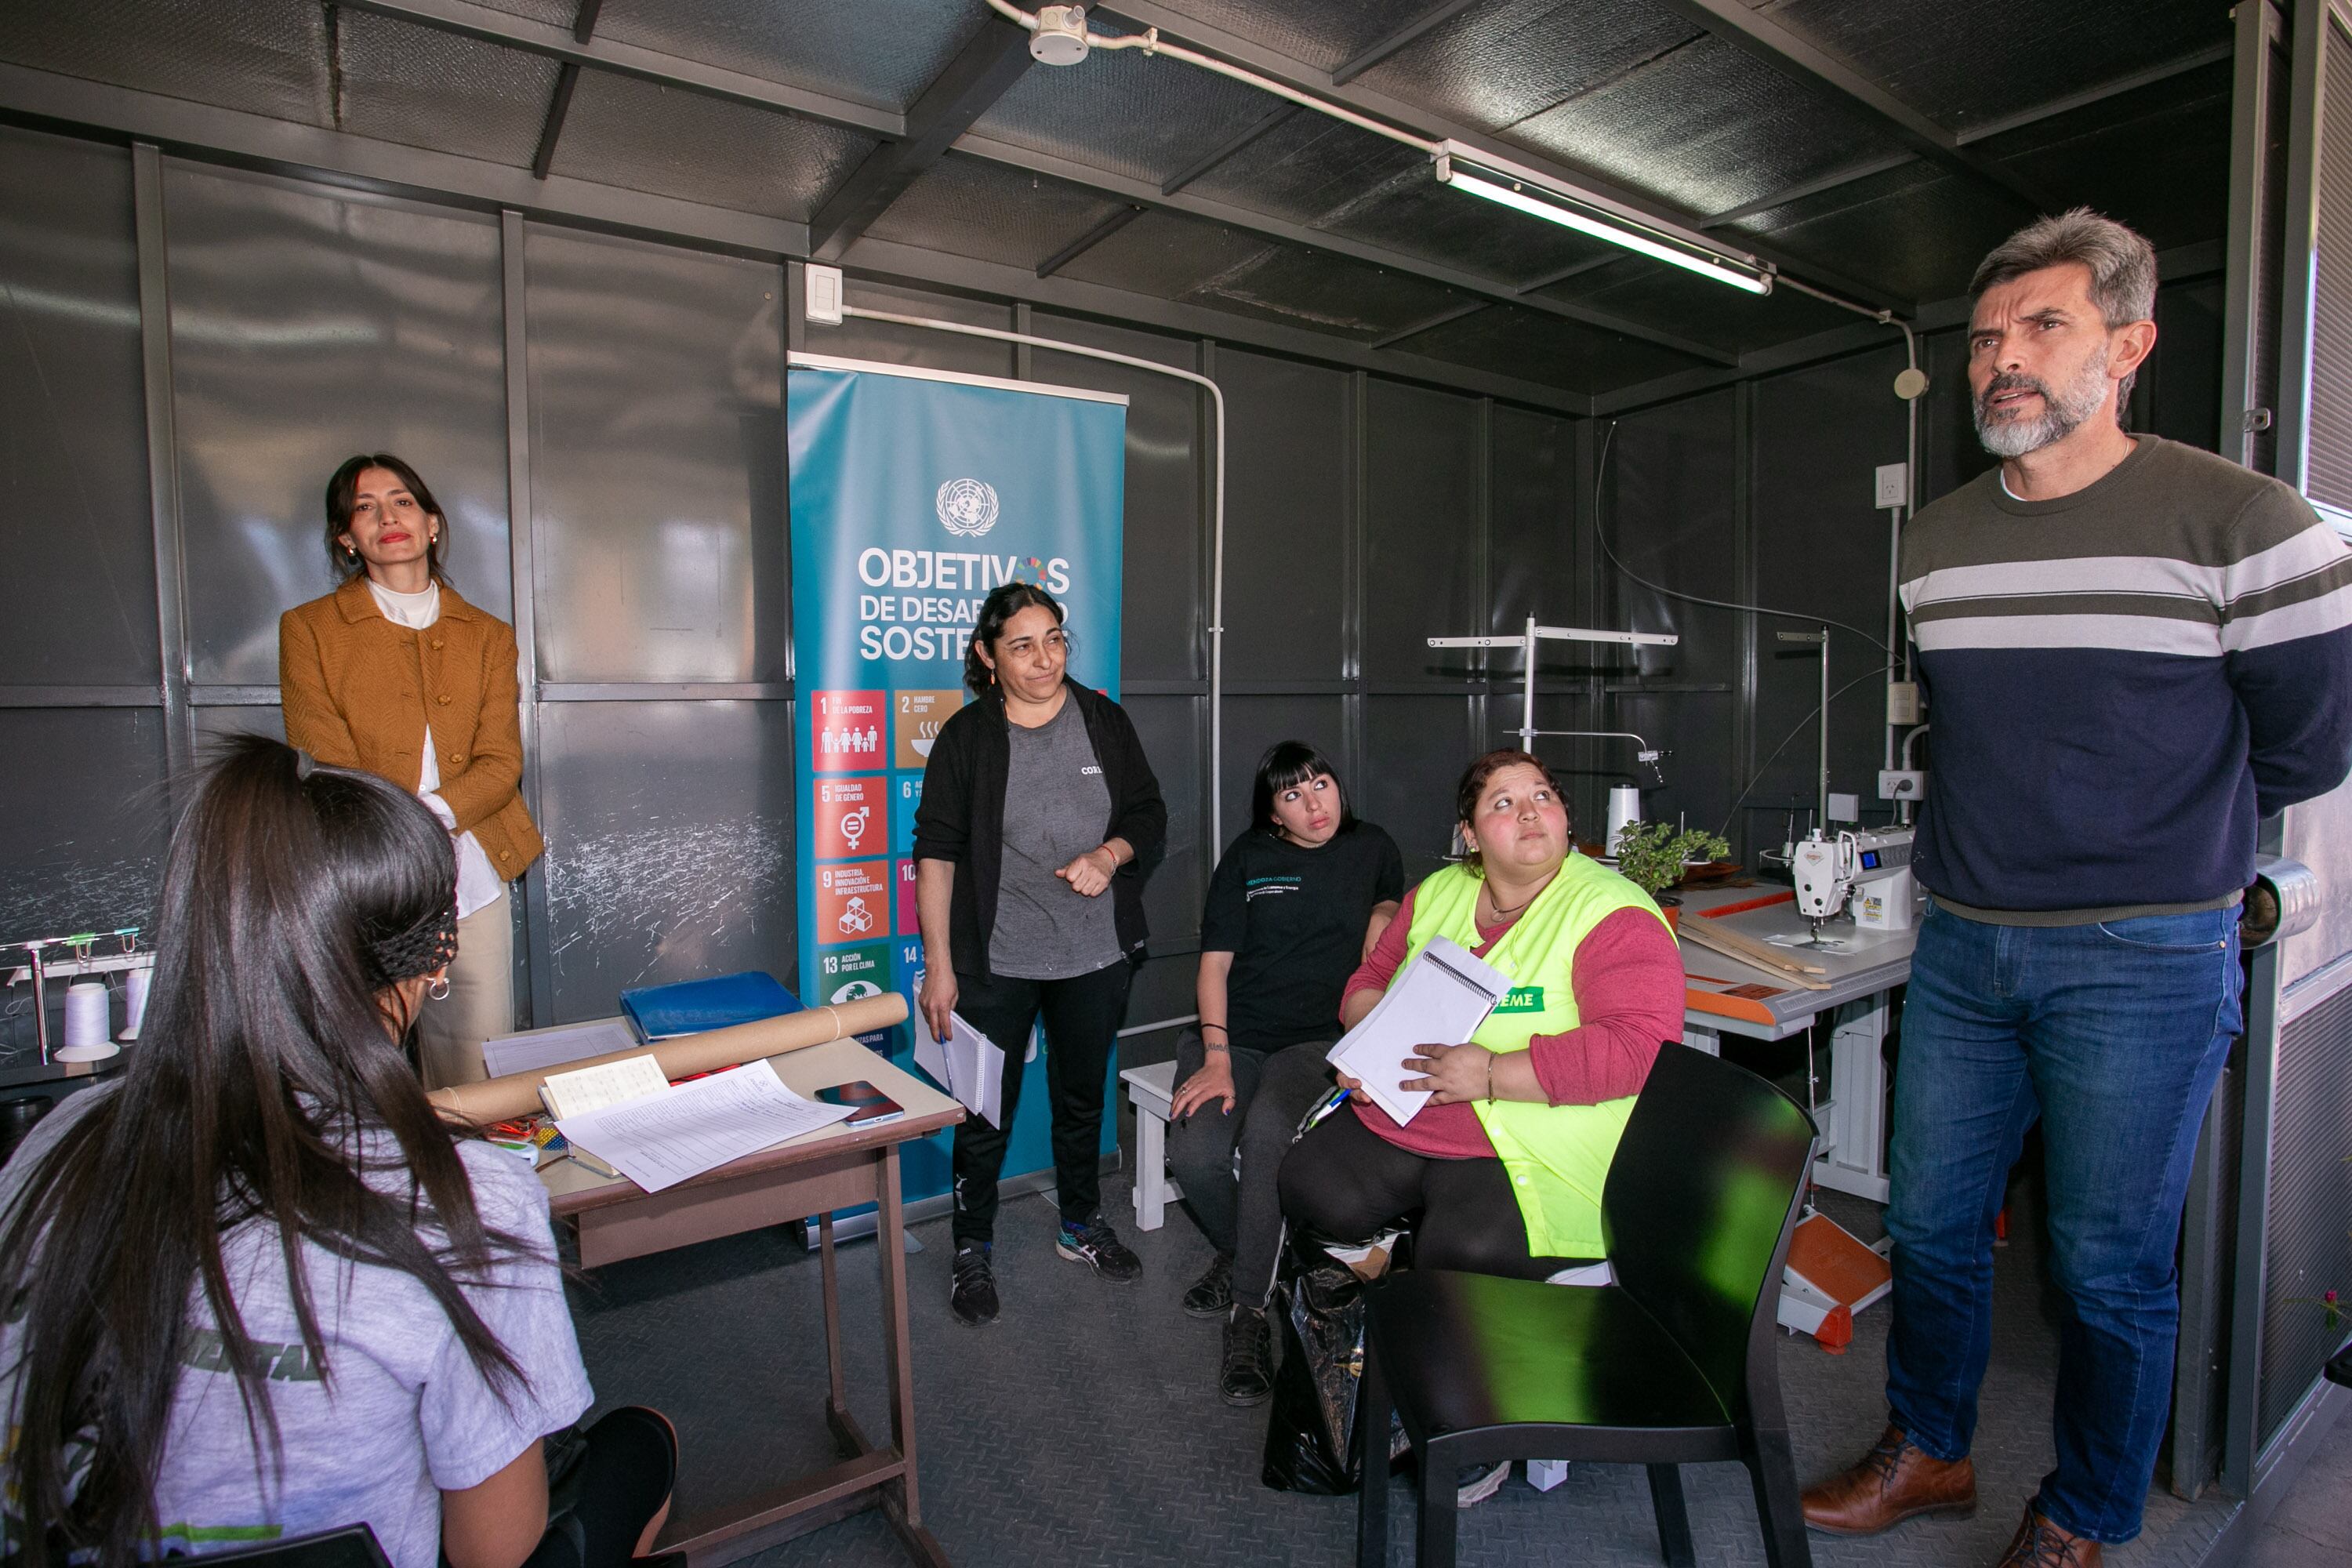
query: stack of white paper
[
  {"left": 913, "top": 1012, "right": 1006, "bottom": 1127},
  {"left": 483, "top": 1018, "right": 641, "bottom": 1078},
  {"left": 553, "top": 1060, "right": 855, "bottom": 1193},
  {"left": 1326, "top": 936, "right": 1509, "bottom": 1125}
]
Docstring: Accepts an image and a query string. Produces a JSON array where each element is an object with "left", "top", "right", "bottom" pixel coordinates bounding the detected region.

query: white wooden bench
[{"left": 1119, "top": 1058, "right": 1182, "bottom": 1231}]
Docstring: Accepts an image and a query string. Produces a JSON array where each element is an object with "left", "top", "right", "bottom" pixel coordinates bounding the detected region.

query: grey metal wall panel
[
  {"left": 0, "top": 708, "right": 168, "bottom": 950},
  {"left": 1488, "top": 405, "right": 1577, "bottom": 633},
  {"left": 1749, "top": 348, "right": 1910, "bottom": 840},
  {"left": 191, "top": 704, "right": 284, "bottom": 747},
  {"left": 2256, "top": 982, "right": 2352, "bottom": 1444},
  {"left": 1117, "top": 693, "right": 1203, "bottom": 953},
  {"left": 523, "top": 225, "right": 786, "bottom": 685},
  {"left": 1216, "top": 695, "right": 1348, "bottom": 850},
  {"left": 1363, "top": 695, "right": 1475, "bottom": 884},
  {"left": 816, "top": 280, "right": 1014, "bottom": 379},
  {"left": 1600, "top": 390, "right": 1744, "bottom": 847},
  {"left": 534, "top": 699, "right": 794, "bottom": 1022},
  {"left": 1364, "top": 380, "right": 1480, "bottom": 684},
  {"left": 1031, "top": 312, "right": 1203, "bottom": 684},
  {"left": 1218, "top": 349, "right": 1350, "bottom": 686},
  {"left": 0, "top": 127, "right": 156, "bottom": 686},
  {"left": 164, "top": 163, "right": 510, "bottom": 684}
]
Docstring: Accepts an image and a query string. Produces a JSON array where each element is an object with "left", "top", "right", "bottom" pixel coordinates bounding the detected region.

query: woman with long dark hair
[
  {"left": 0, "top": 738, "right": 672, "bottom": 1568},
  {"left": 279, "top": 453, "right": 541, "bottom": 1088},
  {"left": 1164, "top": 740, "right": 1403, "bottom": 1406},
  {"left": 913, "top": 582, "right": 1166, "bottom": 1327}
]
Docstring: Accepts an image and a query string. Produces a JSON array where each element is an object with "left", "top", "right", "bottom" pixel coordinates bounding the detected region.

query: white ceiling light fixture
[{"left": 1434, "top": 143, "right": 1775, "bottom": 296}]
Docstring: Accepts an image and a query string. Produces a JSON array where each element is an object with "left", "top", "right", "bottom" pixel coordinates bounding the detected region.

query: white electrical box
[
  {"left": 1878, "top": 769, "right": 1926, "bottom": 801},
  {"left": 1875, "top": 463, "right": 1908, "bottom": 510},
  {"left": 806, "top": 263, "right": 844, "bottom": 325},
  {"left": 1886, "top": 681, "right": 1922, "bottom": 724},
  {"left": 1828, "top": 791, "right": 1860, "bottom": 823}
]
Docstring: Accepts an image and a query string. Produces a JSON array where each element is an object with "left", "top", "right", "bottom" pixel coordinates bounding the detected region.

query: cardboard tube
[{"left": 429, "top": 993, "right": 910, "bottom": 1126}]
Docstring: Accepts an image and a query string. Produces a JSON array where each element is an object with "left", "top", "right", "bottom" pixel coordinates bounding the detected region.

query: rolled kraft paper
[{"left": 427, "top": 991, "right": 910, "bottom": 1127}]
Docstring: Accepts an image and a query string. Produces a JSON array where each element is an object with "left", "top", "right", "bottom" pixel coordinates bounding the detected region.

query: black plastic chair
[
  {"left": 1355, "top": 1042, "right": 1820, "bottom": 1568},
  {"left": 195, "top": 1524, "right": 394, "bottom": 1568}
]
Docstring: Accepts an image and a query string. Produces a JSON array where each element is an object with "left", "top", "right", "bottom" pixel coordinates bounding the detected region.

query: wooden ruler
[{"left": 1680, "top": 917, "right": 1834, "bottom": 990}]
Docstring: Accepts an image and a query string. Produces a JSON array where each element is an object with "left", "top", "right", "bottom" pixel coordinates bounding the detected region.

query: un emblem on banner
[{"left": 936, "top": 477, "right": 1000, "bottom": 538}]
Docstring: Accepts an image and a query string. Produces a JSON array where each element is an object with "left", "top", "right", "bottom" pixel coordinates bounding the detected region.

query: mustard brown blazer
[{"left": 278, "top": 575, "right": 545, "bottom": 880}]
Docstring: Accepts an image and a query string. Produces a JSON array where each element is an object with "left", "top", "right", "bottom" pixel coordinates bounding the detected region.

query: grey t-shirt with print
[
  {"left": 0, "top": 1088, "right": 593, "bottom": 1568},
  {"left": 989, "top": 696, "right": 1122, "bottom": 980}
]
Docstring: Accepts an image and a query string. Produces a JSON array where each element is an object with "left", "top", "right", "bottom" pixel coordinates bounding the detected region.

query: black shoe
[
  {"left": 1182, "top": 1253, "right": 1234, "bottom": 1318},
  {"left": 1057, "top": 1215, "right": 1142, "bottom": 1283},
  {"left": 1220, "top": 1305, "right": 1273, "bottom": 1406},
  {"left": 950, "top": 1245, "right": 998, "bottom": 1326}
]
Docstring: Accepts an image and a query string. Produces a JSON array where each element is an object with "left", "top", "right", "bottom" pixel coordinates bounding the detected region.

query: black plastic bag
[{"left": 1260, "top": 1244, "right": 1369, "bottom": 1494}]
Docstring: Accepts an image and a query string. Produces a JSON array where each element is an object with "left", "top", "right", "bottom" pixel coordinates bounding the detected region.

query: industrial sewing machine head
[{"left": 1790, "top": 828, "right": 1918, "bottom": 944}]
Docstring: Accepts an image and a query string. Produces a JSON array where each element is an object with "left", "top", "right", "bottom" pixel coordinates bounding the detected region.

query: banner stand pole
[{"left": 823, "top": 306, "right": 1229, "bottom": 872}]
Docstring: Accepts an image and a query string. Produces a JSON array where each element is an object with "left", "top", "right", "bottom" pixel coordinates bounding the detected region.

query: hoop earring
[{"left": 427, "top": 977, "right": 451, "bottom": 1001}]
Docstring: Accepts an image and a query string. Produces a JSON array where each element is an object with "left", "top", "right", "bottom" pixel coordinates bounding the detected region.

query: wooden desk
[{"left": 540, "top": 1036, "right": 963, "bottom": 1567}]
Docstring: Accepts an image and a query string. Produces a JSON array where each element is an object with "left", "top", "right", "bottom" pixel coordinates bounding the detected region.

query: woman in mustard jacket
[{"left": 278, "top": 454, "right": 542, "bottom": 1088}]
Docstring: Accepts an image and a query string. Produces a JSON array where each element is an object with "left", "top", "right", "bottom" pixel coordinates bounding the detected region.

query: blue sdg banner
[{"left": 786, "top": 354, "right": 1129, "bottom": 1210}]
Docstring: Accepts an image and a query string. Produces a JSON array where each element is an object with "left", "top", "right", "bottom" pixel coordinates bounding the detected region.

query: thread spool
[
  {"left": 56, "top": 981, "right": 120, "bottom": 1064},
  {"left": 122, "top": 963, "right": 152, "bottom": 1040}
]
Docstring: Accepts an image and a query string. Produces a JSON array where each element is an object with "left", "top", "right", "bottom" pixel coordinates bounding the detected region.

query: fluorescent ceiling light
[{"left": 1434, "top": 147, "right": 1774, "bottom": 296}]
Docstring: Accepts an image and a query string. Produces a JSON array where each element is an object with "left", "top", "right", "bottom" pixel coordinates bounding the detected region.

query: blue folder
[{"left": 619, "top": 971, "right": 803, "bottom": 1043}]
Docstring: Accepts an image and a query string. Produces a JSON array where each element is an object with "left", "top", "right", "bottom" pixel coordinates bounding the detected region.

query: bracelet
[{"left": 1483, "top": 1051, "right": 1494, "bottom": 1102}]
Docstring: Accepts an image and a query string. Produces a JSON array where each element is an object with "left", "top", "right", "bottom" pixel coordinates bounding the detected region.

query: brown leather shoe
[
  {"left": 1801, "top": 1423, "right": 1977, "bottom": 1536},
  {"left": 1995, "top": 1507, "right": 2103, "bottom": 1566}
]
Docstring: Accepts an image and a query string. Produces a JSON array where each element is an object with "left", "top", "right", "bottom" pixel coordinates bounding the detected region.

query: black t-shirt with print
[{"left": 1199, "top": 822, "right": 1406, "bottom": 1050}]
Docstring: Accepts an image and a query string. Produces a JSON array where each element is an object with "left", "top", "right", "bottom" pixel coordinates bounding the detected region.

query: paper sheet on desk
[
  {"left": 482, "top": 1018, "right": 641, "bottom": 1078},
  {"left": 1327, "top": 936, "right": 1508, "bottom": 1126},
  {"left": 554, "top": 1060, "right": 855, "bottom": 1193},
  {"left": 913, "top": 1013, "right": 1005, "bottom": 1127}
]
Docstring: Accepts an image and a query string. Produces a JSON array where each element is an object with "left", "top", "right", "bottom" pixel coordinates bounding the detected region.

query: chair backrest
[
  {"left": 1600, "top": 1043, "right": 1818, "bottom": 1421},
  {"left": 190, "top": 1524, "right": 394, "bottom": 1568}
]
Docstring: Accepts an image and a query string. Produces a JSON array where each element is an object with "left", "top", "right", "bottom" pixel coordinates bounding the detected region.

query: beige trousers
[{"left": 416, "top": 894, "right": 514, "bottom": 1090}]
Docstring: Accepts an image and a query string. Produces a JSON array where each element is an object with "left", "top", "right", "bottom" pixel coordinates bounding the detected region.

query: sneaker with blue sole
[{"left": 1057, "top": 1215, "right": 1142, "bottom": 1283}]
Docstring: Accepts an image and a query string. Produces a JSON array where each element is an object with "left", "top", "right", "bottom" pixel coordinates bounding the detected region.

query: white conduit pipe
[{"left": 838, "top": 304, "right": 1230, "bottom": 858}]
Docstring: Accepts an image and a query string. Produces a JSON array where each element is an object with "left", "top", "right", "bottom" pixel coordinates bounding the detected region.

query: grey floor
[{"left": 560, "top": 1149, "right": 2327, "bottom": 1567}]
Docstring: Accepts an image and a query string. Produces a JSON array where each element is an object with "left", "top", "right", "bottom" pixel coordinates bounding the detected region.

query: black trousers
[
  {"left": 520, "top": 1406, "right": 675, "bottom": 1568},
  {"left": 1276, "top": 1108, "right": 1594, "bottom": 1283},
  {"left": 1164, "top": 1030, "right": 1336, "bottom": 1308},
  {"left": 949, "top": 960, "right": 1132, "bottom": 1247}
]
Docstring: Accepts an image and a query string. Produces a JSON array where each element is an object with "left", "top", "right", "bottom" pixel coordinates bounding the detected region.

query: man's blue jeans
[{"left": 1884, "top": 901, "right": 2241, "bottom": 1544}]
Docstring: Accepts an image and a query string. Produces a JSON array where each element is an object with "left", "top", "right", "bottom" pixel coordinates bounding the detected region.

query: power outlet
[
  {"left": 1886, "top": 681, "right": 1922, "bottom": 724},
  {"left": 806, "top": 263, "right": 844, "bottom": 325},
  {"left": 1875, "top": 463, "right": 1908, "bottom": 510},
  {"left": 1879, "top": 769, "right": 1926, "bottom": 800}
]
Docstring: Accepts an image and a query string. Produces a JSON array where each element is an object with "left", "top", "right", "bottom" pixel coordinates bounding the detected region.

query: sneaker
[
  {"left": 1182, "top": 1253, "right": 1234, "bottom": 1318},
  {"left": 1057, "top": 1215, "right": 1142, "bottom": 1283},
  {"left": 1219, "top": 1305, "right": 1273, "bottom": 1406},
  {"left": 1457, "top": 1461, "right": 1511, "bottom": 1508},
  {"left": 949, "top": 1245, "right": 998, "bottom": 1326}
]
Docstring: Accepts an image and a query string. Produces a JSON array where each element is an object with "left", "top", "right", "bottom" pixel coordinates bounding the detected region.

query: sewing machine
[{"left": 1791, "top": 827, "right": 1918, "bottom": 942}]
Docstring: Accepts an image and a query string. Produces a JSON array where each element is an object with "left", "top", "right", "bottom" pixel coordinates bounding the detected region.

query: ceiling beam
[
  {"left": 1369, "top": 299, "right": 1488, "bottom": 350},
  {"left": 1160, "top": 103, "right": 1294, "bottom": 195},
  {"left": 953, "top": 136, "right": 1738, "bottom": 365},
  {"left": 1330, "top": 0, "right": 1483, "bottom": 86},
  {"left": 331, "top": 0, "right": 903, "bottom": 137},
  {"left": 837, "top": 237, "right": 1592, "bottom": 415},
  {"left": 1639, "top": 0, "right": 2049, "bottom": 209},
  {"left": 1701, "top": 153, "right": 1918, "bottom": 228},
  {"left": 809, "top": 17, "right": 1035, "bottom": 261},
  {"left": 526, "top": 0, "right": 603, "bottom": 180},
  {"left": 1035, "top": 204, "right": 1145, "bottom": 278},
  {"left": 1097, "top": 0, "right": 1908, "bottom": 310}
]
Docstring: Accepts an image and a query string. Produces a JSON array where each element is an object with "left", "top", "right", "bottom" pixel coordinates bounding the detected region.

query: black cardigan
[{"left": 910, "top": 681, "right": 1167, "bottom": 982}]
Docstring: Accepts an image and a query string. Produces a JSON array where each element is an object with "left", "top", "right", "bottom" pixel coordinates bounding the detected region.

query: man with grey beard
[{"left": 1799, "top": 210, "right": 2352, "bottom": 1566}]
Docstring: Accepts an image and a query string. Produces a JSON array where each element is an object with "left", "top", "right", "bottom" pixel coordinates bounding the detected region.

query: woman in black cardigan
[{"left": 913, "top": 583, "right": 1166, "bottom": 1327}]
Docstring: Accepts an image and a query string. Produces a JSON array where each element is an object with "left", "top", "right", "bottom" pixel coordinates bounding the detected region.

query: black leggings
[
  {"left": 523, "top": 1406, "right": 676, "bottom": 1568},
  {"left": 1276, "top": 1109, "right": 1594, "bottom": 1283}
]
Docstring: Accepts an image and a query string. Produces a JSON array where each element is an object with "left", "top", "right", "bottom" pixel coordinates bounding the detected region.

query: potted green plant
[{"left": 1612, "top": 821, "right": 1731, "bottom": 930}]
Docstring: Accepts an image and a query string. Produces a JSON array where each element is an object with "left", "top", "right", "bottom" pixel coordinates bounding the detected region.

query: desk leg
[
  {"left": 1133, "top": 1099, "right": 1167, "bottom": 1232},
  {"left": 1813, "top": 996, "right": 1892, "bottom": 1204},
  {"left": 873, "top": 1147, "right": 949, "bottom": 1566},
  {"left": 818, "top": 1211, "right": 848, "bottom": 1417}
]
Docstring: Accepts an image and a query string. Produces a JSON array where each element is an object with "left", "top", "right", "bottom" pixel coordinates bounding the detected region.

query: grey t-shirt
[
  {"left": 0, "top": 1088, "right": 593, "bottom": 1568},
  {"left": 989, "top": 696, "right": 1122, "bottom": 980}
]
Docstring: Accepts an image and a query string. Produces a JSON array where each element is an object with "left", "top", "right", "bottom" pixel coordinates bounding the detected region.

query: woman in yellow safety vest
[{"left": 1276, "top": 750, "right": 1687, "bottom": 1278}]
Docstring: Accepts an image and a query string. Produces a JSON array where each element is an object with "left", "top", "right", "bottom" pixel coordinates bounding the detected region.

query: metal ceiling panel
[
  {"left": 547, "top": 67, "right": 879, "bottom": 220},
  {"left": 1537, "top": 256, "right": 1857, "bottom": 355},
  {"left": 1349, "top": 0, "right": 1700, "bottom": 137},
  {"left": 1724, "top": 160, "right": 2025, "bottom": 308},
  {"left": 1183, "top": 243, "right": 1467, "bottom": 342},
  {"left": 1317, "top": 163, "right": 1623, "bottom": 289},
  {"left": 589, "top": 0, "right": 982, "bottom": 114},
  {"left": 1388, "top": 301, "right": 1708, "bottom": 393},
  {"left": 0, "top": 0, "right": 331, "bottom": 126},
  {"left": 1181, "top": 109, "right": 1427, "bottom": 227},
  {"left": 863, "top": 153, "right": 1136, "bottom": 271},
  {"left": 1054, "top": 209, "right": 1279, "bottom": 299},
  {"left": 458, "top": 0, "right": 573, "bottom": 27},
  {"left": 1764, "top": 0, "right": 2230, "bottom": 136},
  {"left": 971, "top": 31, "right": 1272, "bottom": 188},
  {"left": 1978, "top": 61, "right": 2232, "bottom": 252},
  {"left": 335, "top": 9, "right": 561, "bottom": 167},
  {"left": 1504, "top": 33, "right": 1902, "bottom": 216},
  {"left": 1129, "top": 0, "right": 1450, "bottom": 74}
]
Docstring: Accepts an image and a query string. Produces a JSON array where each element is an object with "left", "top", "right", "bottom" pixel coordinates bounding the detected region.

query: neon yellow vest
[{"left": 1401, "top": 857, "right": 1669, "bottom": 1258}]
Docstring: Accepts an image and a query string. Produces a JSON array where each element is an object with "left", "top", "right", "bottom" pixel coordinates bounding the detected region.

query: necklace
[{"left": 1481, "top": 873, "right": 1555, "bottom": 923}]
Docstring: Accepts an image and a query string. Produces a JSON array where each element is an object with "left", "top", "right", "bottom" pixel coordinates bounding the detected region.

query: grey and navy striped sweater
[{"left": 1899, "top": 435, "right": 2352, "bottom": 921}]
